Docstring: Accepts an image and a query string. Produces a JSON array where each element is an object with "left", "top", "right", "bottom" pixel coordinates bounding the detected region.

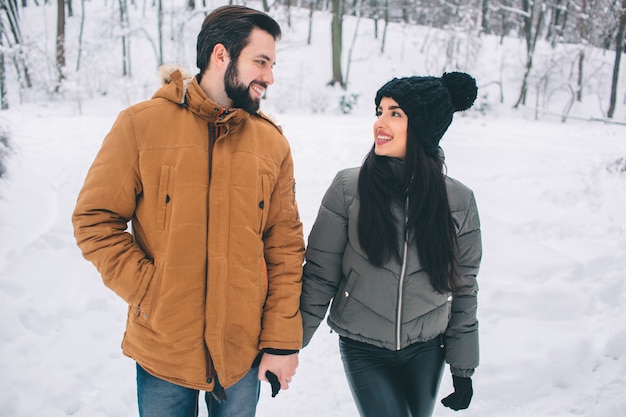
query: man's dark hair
[{"left": 196, "top": 5, "right": 281, "bottom": 75}]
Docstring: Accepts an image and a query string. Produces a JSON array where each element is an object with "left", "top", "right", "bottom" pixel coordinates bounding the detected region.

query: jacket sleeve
[
  {"left": 300, "top": 172, "right": 349, "bottom": 347},
  {"left": 259, "top": 147, "right": 306, "bottom": 351},
  {"left": 445, "top": 190, "right": 482, "bottom": 377},
  {"left": 72, "top": 110, "right": 155, "bottom": 306}
]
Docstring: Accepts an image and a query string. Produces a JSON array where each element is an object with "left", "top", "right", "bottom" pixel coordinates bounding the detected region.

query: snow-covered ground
[
  {"left": 1, "top": 2, "right": 626, "bottom": 416},
  {"left": 2, "top": 97, "right": 626, "bottom": 417}
]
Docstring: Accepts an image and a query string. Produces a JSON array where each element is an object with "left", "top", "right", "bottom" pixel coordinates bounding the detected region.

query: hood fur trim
[
  {"left": 158, "top": 64, "right": 193, "bottom": 85},
  {"left": 158, "top": 64, "right": 194, "bottom": 104}
]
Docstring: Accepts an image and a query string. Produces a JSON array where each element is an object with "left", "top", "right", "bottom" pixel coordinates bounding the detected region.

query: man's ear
[{"left": 211, "top": 44, "right": 230, "bottom": 69}]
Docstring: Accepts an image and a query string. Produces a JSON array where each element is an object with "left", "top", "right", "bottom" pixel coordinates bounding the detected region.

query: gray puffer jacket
[{"left": 300, "top": 160, "right": 481, "bottom": 377}]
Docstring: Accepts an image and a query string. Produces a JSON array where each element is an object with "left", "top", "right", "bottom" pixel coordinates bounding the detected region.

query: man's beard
[{"left": 224, "top": 60, "right": 264, "bottom": 114}]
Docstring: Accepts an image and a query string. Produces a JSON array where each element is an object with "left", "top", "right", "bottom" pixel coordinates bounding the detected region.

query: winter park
[{"left": 1, "top": 0, "right": 626, "bottom": 416}]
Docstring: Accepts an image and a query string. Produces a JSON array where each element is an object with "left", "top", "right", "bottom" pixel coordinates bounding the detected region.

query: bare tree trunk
[
  {"left": 374, "top": 17, "right": 378, "bottom": 39},
  {"left": 157, "top": 0, "right": 163, "bottom": 65},
  {"left": 575, "top": 0, "right": 588, "bottom": 102},
  {"left": 329, "top": 0, "right": 345, "bottom": 87},
  {"left": 514, "top": 0, "right": 545, "bottom": 108},
  {"left": 307, "top": 0, "right": 314, "bottom": 45},
  {"left": 607, "top": 0, "right": 625, "bottom": 118},
  {"left": 3, "top": 0, "right": 32, "bottom": 89},
  {"left": 262, "top": 0, "right": 269, "bottom": 11},
  {"left": 344, "top": 0, "right": 362, "bottom": 87},
  {"left": 119, "top": 0, "right": 130, "bottom": 76},
  {"left": 576, "top": 49, "right": 584, "bottom": 101},
  {"left": 55, "top": 0, "right": 66, "bottom": 91},
  {"left": 286, "top": 0, "right": 292, "bottom": 27},
  {"left": 76, "top": 0, "right": 85, "bottom": 71},
  {"left": 0, "top": 16, "right": 8, "bottom": 110},
  {"left": 481, "top": 0, "right": 490, "bottom": 34},
  {"left": 380, "top": 0, "right": 388, "bottom": 53},
  {"left": 546, "top": 0, "right": 562, "bottom": 45}
]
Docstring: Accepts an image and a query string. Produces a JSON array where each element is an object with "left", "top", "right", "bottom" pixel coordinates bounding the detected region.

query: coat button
[
  {"left": 344, "top": 291, "right": 349, "bottom": 297},
  {"left": 207, "top": 378, "right": 213, "bottom": 384},
  {"left": 447, "top": 295, "right": 453, "bottom": 302}
]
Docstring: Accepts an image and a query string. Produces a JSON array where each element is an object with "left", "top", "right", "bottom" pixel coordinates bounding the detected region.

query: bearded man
[{"left": 72, "top": 5, "right": 304, "bottom": 417}]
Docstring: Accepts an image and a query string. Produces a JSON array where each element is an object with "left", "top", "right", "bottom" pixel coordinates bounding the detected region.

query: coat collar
[{"left": 152, "top": 68, "right": 279, "bottom": 130}]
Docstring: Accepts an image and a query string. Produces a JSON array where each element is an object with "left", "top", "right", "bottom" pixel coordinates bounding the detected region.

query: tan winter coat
[{"left": 72, "top": 69, "right": 305, "bottom": 390}]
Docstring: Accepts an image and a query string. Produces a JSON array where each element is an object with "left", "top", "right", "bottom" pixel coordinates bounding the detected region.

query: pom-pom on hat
[{"left": 375, "top": 72, "right": 477, "bottom": 157}]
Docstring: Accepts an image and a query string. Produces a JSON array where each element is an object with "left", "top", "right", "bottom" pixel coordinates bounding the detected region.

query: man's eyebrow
[{"left": 256, "top": 54, "right": 276, "bottom": 64}]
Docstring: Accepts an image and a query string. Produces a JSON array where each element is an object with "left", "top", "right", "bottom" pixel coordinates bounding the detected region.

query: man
[{"left": 72, "top": 5, "right": 304, "bottom": 417}]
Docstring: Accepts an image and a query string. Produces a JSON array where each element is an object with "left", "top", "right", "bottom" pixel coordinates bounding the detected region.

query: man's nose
[{"left": 263, "top": 68, "right": 274, "bottom": 85}]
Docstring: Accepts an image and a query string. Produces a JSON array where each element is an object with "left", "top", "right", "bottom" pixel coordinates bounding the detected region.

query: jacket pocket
[
  {"left": 258, "top": 175, "right": 270, "bottom": 234},
  {"left": 332, "top": 269, "right": 358, "bottom": 316},
  {"left": 135, "top": 259, "right": 164, "bottom": 326},
  {"left": 156, "top": 166, "right": 172, "bottom": 231}
]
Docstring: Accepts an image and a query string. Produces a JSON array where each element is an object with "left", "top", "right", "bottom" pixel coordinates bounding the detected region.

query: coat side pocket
[{"left": 134, "top": 258, "right": 165, "bottom": 327}]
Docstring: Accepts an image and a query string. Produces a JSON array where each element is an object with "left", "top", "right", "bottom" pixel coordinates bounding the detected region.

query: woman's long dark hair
[{"left": 357, "top": 124, "right": 459, "bottom": 293}]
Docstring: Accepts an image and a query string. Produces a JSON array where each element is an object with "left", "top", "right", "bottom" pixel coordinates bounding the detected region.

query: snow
[{"left": 1, "top": 2, "right": 626, "bottom": 416}]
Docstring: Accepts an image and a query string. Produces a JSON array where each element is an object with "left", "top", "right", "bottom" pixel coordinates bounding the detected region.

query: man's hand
[{"left": 257, "top": 352, "right": 299, "bottom": 391}]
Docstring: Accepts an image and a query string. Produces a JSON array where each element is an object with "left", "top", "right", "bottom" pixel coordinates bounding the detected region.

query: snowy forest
[
  {"left": 1, "top": 0, "right": 626, "bottom": 416},
  {"left": 2, "top": 0, "right": 625, "bottom": 176},
  {"left": 1, "top": 0, "right": 625, "bottom": 114},
  {"left": 0, "top": 0, "right": 624, "bottom": 172}
]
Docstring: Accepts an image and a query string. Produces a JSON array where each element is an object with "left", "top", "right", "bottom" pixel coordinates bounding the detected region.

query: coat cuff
[
  {"left": 262, "top": 348, "right": 299, "bottom": 355},
  {"left": 252, "top": 348, "right": 299, "bottom": 367},
  {"left": 451, "top": 367, "right": 475, "bottom": 378}
]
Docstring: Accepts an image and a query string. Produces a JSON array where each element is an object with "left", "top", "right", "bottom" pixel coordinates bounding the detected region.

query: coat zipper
[
  {"left": 208, "top": 123, "right": 216, "bottom": 180},
  {"left": 209, "top": 109, "right": 227, "bottom": 179},
  {"left": 396, "top": 196, "right": 410, "bottom": 351}
]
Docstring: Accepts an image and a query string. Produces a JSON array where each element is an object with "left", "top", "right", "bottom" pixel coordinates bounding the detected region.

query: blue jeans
[{"left": 136, "top": 363, "right": 260, "bottom": 417}]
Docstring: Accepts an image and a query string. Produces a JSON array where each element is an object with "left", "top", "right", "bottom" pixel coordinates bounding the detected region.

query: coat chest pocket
[
  {"left": 258, "top": 175, "right": 270, "bottom": 234},
  {"left": 156, "top": 166, "right": 172, "bottom": 231}
]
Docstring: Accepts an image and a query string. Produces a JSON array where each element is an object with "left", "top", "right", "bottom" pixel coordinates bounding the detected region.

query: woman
[{"left": 300, "top": 72, "right": 482, "bottom": 416}]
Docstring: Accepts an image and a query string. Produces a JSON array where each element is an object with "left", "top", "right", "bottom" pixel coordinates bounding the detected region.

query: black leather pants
[{"left": 339, "top": 336, "right": 445, "bottom": 417}]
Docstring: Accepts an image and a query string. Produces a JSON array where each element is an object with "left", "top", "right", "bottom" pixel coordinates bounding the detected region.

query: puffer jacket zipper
[{"left": 396, "top": 196, "right": 410, "bottom": 350}]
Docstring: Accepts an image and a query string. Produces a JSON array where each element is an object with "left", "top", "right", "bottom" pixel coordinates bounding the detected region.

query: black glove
[
  {"left": 266, "top": 371, "right": 281, "bottom": 397},
  {"left": 441, "top": 376, "right": 473, "bottom": 411}
]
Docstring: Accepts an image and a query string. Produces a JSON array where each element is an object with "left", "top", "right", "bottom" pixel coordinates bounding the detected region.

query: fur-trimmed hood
[{"left": 158, "top": 64, "right": 193, "bottom": 85}]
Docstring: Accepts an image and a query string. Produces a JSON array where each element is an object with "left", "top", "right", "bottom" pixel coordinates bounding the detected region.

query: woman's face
[{"left": 373, "top": 97, "right": 408, "bottom": 160}]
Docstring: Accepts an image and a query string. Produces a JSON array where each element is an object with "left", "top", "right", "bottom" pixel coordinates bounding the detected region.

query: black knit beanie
[{"left": 375, "top": 72, "right": 477, "bottom": 157}]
